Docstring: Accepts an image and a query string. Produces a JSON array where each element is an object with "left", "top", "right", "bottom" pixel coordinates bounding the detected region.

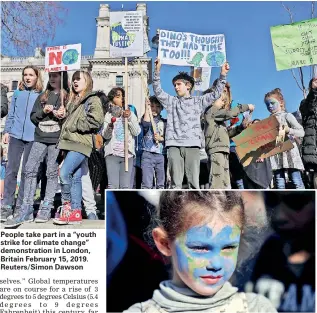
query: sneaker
[
  {"left": 53, "top": 203, "right": 82, "bottom": 225},
  {"left": 87, "top": 212, "right": 99, "bottom": 220},
  {"left": 4, "top": 204, "right": 34, "bottom": 228},
  {"left": 35, "top": 202, "right": 52, "bottom": 223},
  {"left": 0, "top": 205, "right": 13, "bottom": 222}
]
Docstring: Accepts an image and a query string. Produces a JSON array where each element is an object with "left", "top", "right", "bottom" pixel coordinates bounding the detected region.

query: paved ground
[
  {"left": 0, "top": 219, "right": 104, "bottom": 229},
  {"left": 0, "top": 192, "right": 105, "bottom": 229}
]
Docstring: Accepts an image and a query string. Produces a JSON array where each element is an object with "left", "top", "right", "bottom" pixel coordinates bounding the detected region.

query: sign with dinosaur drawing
[{"left": 158, "top": 29, "right": 226, "bottom": 67}]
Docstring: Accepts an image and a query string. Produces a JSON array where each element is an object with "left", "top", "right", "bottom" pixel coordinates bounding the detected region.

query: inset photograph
[{"left": 107, "top": 190, "right": 315, "bottom": 312}]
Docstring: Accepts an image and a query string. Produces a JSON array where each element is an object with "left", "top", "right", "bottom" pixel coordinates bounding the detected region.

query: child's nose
[{"left": 206, "top": 257, "right": 222, "bottom": 272}]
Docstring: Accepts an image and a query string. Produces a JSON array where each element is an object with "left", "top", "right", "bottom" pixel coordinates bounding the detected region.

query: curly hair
[{"left": 108, "top": 87, "right": 125, "bottom": 102}]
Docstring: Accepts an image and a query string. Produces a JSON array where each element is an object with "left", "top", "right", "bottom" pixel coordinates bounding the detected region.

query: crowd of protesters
[{"left": 0, "top": 62, "right": 316, "bottom": 225}]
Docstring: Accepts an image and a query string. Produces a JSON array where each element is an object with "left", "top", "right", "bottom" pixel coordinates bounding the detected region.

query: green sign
[{"left": 270, "top": 18, "right": 317, "bottom": 71}]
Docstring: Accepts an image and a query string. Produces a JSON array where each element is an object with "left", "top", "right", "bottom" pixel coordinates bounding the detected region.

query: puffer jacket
[
  {"left": 299, "top": 88, "right": 317, "bottom": 169},
  {"left": 58, "top": 91, "right": 104, "bottom": 157}
]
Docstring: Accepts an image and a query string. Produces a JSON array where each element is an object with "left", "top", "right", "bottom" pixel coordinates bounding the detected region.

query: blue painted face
[
  {"left": 173, "top": 223, "right": 241, "bottom": 296},
  {"left": 265, "top": 97, "right": 281, "bottom": 114}
]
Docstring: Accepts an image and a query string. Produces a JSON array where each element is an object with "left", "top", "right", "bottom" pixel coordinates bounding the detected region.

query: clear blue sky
[{"left": 46, "top": 1, "right": 315, "bottom": 120}]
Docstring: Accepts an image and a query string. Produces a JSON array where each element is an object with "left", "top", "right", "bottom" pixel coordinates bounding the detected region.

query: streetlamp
[{"left": 151, "top": 29, "right": 160, "bottom": 55}]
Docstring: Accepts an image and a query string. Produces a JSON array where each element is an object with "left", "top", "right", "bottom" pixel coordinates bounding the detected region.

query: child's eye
[
  {"left": 189, "top": 246, "right": 209, "bottom": 252},
  {"left": 222, "top": 245, "right": 237, "bottom": 251}
]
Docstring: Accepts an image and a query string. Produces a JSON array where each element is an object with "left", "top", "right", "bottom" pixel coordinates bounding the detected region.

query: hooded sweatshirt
[
  {"left": 124, "top": 281, "right": 277, "bottom": 313},
  {"left": 30, "top": 91, "right": 63, "bottom": 144},
  {"left": 152, "top": 71, "right": 226, "bottom": 148}
]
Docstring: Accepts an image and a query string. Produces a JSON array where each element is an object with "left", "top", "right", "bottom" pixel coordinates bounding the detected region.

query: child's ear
[{"left": 152, "top": 227, "right": 172, "bottom": 257}]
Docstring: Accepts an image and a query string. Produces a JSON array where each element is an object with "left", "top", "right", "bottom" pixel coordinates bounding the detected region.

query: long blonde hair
[
  {"left": 67, "top": 71, "right": 93, "bottom": 104},
  {"left": 18, "top": 65, "right": 43, "bottom": 92}
]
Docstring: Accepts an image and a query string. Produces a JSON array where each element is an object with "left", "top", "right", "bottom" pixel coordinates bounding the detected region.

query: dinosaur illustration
[{"left": 187, "top": 52, "right": 204, "bottom": 67}]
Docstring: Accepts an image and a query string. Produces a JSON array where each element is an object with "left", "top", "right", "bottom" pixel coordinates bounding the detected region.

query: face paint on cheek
[{"left": 175, "top": 236, "right": 190, "bottom": 274}]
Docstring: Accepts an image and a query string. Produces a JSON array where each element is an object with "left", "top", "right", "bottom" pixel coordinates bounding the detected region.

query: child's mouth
[{"left": 200, "top": 275, "right": 223, "bottom": 284}]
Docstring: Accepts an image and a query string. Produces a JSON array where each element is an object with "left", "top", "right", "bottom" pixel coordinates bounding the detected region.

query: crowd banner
[
  {"left": 270, "top": 18, "right": 317, "bottom": 71},
  {"left": 191, "top": 67, "right": 212, "bottom": 91},
  {"left": 44, "top": 44, "right": 81, "bottom": 72},
  {"left": 158, "top": 29, "right": 226, "bottom": 67},
  {"left": 232, "top": 115, "right": 293, "bottom": 166},
  {"left": 110, "top": 11, "right": 144, "bottom": 58}
]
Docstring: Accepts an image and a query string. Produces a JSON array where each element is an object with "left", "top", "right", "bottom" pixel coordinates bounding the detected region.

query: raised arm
[
  {"left": 201, "top": 62, "right": 230, "bottom": 111},
  {"left": 152, "top": 58, "right": 174, "bottom": 108},
  {"left": 299, "top": 86, "right": 317, "bottom": 117}
]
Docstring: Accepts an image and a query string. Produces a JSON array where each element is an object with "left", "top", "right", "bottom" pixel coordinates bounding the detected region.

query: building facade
[{"left": 0, "top": 3, "right": 152, "bottom": 119}]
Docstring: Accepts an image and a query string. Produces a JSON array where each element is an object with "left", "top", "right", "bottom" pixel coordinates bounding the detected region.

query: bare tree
[
  {"left": 1, "top": 1, "right": 67, "bottom": 56},
  {"left": 281, "top": 1, "right": 316, "bottom": 98}
]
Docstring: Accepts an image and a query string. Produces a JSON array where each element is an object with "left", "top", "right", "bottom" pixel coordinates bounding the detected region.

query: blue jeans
[
  {"left": 141, "top": 151, "right": 165, "bottom": 189},
  {"left": 274, "top": 169, "right": 305, "bottom": 189},
  {"left": 60, "top": 151, "right": 86, "bottom": 209}
]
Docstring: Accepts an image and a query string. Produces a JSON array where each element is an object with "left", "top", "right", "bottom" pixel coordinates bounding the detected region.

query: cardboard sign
[
  {"left": 232, "top": 115, "right": 279, "bottom": 147},
  {"left": 270, "top": 18, "right": 317, "bottom": 71},
  {"left": 232, "top": 115, "right": 294, "bottom": 166},
  {"left": 45, "top": 44, "right": 81, "bottom": 72},
  {"left": 110, "top": 11, "right": 144, "bottom": 58},
  {"left": 237, "top": 138, "right": 294, "bottom": 167},
  {"left": 158, "top": 29, "right": 226, "bottom": 67}
]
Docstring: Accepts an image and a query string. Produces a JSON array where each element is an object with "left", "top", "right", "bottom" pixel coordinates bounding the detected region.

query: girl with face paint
[
  {"left": 123, "top": 191, "right": 277, "bottom": 313},
  {"left": 264, "top": 88, "right": 305, "bottom": 189}
]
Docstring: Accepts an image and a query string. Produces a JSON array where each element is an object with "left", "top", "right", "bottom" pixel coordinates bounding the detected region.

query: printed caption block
[{"left": 0, "top": 230, "right": 106, "bottom": 313}]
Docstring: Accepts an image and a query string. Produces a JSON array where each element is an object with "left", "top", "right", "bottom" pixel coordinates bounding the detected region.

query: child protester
[
  {"left": 4, "top": 71, "right": 69, "bottom": 227},
  {"left": 102, "top": 87, "right": 141, "bottom": 189},
  {"left": 141, "top": 96, "right": 166, "bottom": 189},
  {"left": 153, "top": 58, "right": 229, "bottom": 189},
  {"left": 0, "top": 66, "right": 43, "bottom": 222},
  {"left": 53, "top": 71, "right": 104, "bottom": 225},
  {"left": 264, "top": 88, "right": 305, "bottom": 189},
  {"left": 204, "top": 85, "right": 254, "bottom": 189},
  {"left": 124, "top": 191, "right": 277, "bottom": 313}
]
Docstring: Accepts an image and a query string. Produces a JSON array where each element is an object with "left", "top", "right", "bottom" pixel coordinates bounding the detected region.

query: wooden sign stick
[
  {"left": 124, "top": 57, "right": 129, "bottom": 172},
  {"left": 137, "top": 58, "right": 158, "bottom": 144}
]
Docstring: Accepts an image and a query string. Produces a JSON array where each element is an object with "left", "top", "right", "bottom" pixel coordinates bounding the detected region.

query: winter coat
[
  {"left": 299, "top": 88, "right": 317, "bottom": 170},
  {"left": 204, "top": 104, "right": 250, "bottom": 154},
  {"left": 58, "top": 91, "right": 104, "bottom": 157}
]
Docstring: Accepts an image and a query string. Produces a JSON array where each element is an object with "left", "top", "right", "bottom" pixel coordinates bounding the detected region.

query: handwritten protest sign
[
  {"left": 45, "top": 44, "right": 81, "bottom": 72},
  {"left": 232, "top": 115, "right": 292, "bottom": 166},
  {"left": 110, "top": 11, "right": 144, "bottom": 58},
  {"left": 270, "top": 18, "right": 317, "bottom": 71},
  {"left": 158, "top": 29, "right": 226, "bottom": 67},
  {"left": 236, "top": 138, "right": 294, "bottom": 167},
  {"left": 191, "top": 67, "right": 212, "bottom": 91}
]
